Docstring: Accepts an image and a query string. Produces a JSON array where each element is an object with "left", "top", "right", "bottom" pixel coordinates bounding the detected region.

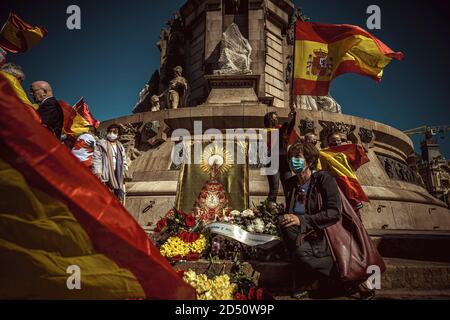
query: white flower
[
  {"left": 246, "top": 223, "right": 255, "bottom": 233},
  {"left": 241, "top": 209, "right": 254, "bottom": 218},
  {"left": 230, "top": 210, "right": 241, "bottom": 217},
  {"left": 253, "top": 218, "right": 265, "bottom": 233}
]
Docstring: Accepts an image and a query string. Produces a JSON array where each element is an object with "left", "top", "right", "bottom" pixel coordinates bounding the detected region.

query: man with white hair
[{"left": 30, "top": 80, "right": 64, "bottom": 139}]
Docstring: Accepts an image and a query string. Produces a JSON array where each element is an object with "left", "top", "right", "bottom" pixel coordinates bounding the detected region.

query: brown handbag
[{"left": 322, "top": 187, "right": 386, "bottom": 283}]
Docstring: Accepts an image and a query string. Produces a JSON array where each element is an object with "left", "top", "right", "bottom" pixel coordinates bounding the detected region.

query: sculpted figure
[
  {"left": 151, "top": 95, "right": 161, "bottom": 112},
  {"left": 168, "top": 66, "right": 188, "bottom": 109}
]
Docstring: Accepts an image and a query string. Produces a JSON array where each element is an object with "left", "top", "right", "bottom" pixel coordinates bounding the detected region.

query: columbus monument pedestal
[{"left": 101, "top": 0, "right": 450, "bottom": 298}]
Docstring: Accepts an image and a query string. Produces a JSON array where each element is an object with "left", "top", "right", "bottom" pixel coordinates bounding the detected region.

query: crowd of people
[
  {"left": 1, "top": 60, "right": 376, "bottom": 299},
  {"left": 1, "top": 62, "right": 128, "bottom": 203}
]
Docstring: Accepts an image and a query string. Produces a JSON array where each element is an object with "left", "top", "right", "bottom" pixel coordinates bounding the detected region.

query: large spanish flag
[
  {"left": 0, "top": 72, "right": 196, "bottom": 299},
  {"left": 0, "top": 12, "right": 47, "bottom": 53},
  {"left": 293, "top": 21, "right": 404, "bottom": 96},
  {"left": 319, "top": 144, "right": 370, "bottom": 207}
]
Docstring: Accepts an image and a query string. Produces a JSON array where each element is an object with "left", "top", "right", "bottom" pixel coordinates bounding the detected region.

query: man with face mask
[
  {"left": 93, "top": 124, "right": 128, "bottom": 203},
  {"left": 327, "top": 132, "right": 342, "bottom": 148}
]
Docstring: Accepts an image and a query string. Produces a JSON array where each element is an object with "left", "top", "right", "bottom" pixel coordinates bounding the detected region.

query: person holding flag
[
  {"left": 59, "top": 98, "right": 101, "bottom": 148},
  {"left": 264, "top": 109, "right": 297, "bottom": 205}
]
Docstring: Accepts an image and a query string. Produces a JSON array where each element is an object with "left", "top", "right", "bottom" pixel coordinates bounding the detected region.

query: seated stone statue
[{"left": 168, "top": 66, "right": 188, "bottom": 109}]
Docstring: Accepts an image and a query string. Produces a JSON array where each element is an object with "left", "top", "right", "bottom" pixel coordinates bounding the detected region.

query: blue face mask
[{"left": 289, "top": 157, "right": 306, "bottom": 174}]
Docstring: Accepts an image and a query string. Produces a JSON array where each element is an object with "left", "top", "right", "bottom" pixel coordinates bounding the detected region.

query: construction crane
[{"left": 403, "top": 125, "right": 450, "bottom": 140}]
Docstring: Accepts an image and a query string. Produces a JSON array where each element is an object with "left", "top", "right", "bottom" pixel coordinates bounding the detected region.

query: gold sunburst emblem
[{"left": 200, "top": 146, "right": 233, "bottom": 178}]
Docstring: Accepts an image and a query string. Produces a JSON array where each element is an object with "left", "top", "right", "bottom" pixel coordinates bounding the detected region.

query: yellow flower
[
  {"left": 160, "top": 234, "right": 208, "bottom": 258},
  {"left": 182, "top": 269, "right": 237, "bottom": 300}
]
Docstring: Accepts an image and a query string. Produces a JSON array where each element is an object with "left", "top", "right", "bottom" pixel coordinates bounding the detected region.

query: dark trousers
[
  {"left": 281, "top": 225, "right": 344, "bottom": 296},
  {"left": 267, "top": 169, "right": 292, "bottom": 202}
]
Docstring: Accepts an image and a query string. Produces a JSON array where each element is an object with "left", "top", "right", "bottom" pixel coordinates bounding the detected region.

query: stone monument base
[{"left": 205, "top": 75, "right": 260, "bottom": 104}]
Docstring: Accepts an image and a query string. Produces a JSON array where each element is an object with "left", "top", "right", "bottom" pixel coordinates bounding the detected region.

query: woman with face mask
[
  {"left": 279, "top": 141, "right": 365, "bottom": 299},
  {"left": 92, "top": 124, "right": 129, "bottom": 203}
]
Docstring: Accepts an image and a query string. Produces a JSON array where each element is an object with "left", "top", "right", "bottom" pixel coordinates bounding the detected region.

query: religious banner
[{"left": 175, "top": 140, "right": 249, "bottom": 223}]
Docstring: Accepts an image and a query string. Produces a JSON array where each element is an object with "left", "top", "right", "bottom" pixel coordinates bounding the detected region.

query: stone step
[
  {"left": 174, "top": 257, "right": 450, "bottom": 295},
  {"left": 368, "top": 229, "right": 450, "bottom": 262}
]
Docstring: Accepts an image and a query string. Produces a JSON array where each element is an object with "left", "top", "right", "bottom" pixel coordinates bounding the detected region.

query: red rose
[
  {"left": 255, "top": 288, "right": 273, "bottom": 300},
  {"left": 178, "top": 231, "right": 200, "bottom": 243},
  {"left": 185, "top": 214, "right": 196, "bottom": 228},
  {"left": 256, "top": 288, "right": 264, "bottom": 300},
  {"left": 234, "top": 293, "right": 247, "bottom": 300},
  {"left": 154, "top": 218, "right": 167, "bottom": 233},
  {"left": 247, "top": 287, "right": 256, "bottom": 300}
]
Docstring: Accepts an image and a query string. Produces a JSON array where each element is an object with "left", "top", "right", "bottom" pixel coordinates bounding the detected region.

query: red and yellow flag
[
  {"left": 0, "top": 73, "right": 196, "bottom": 299},
  {"left": 60, "top": 98, "right": 100, "bottom": 138},
  {"left": 0, "top": 70, "right": 41, "bottom": 124},
  {"left": 319, "top": 144, "right": 370, "bottom": 207},
  {"left": 0, "top": 12, "right": 47, "bottom": 53},
  {"left": 293, "top": 21, "right": 404, "bottom": 96}
]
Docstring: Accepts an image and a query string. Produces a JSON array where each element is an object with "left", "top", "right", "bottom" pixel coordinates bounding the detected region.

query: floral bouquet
[
  {"left": 224, "top": 201, "right": 284, "bottom": 237},
  {"left": 178, "top": 266, "right": 273, "bottom": 301},
  {"left": 152, "top": 208, "right": 208, "bottom": 262},
  {"left": 181, "top": 269, "right": 237, "bottom": 300}
]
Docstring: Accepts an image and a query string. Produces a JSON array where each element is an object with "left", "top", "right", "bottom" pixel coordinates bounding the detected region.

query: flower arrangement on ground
[
  {"left": 182, "top": 269, "right": 237, "bottom": 300},
  {"left": 224, "top": 201, "right": 284, "bottom": 236},
  {"left": 152, "top": 208, "right": 208, "bottom": 262}
]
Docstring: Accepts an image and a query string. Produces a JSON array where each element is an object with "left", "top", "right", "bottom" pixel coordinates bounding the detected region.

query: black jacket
[
  {"left": 37, "top": 97, "right": 64, "bottom": 138},
  {"left": 283, "top": 171, "right": 342, "bottom": 258}
]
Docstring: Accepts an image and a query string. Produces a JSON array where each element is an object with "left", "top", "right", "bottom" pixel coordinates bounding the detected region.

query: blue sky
[{"left": 1, "top": 0, "right": 449, "bottom": 157}]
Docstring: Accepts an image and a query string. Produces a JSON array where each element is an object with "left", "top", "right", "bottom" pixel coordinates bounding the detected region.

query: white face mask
[{"left": 107, "top": 132, "right": 118, "bottom": 141}]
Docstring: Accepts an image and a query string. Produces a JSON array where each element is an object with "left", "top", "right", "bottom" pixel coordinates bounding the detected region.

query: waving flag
[
  {"left": 72, "top": 133, "right": 96, "bottom": 168},
  {"left": 0, "top": 12, "right": 47, "bottom": 53},
  {"left": 319, "top": 144, "right": 370, "bottom": 208},
  {"left": 60, "top": 98, "right": 100, "bottom": 138},
  {"left": 0, "top": 76, "right": 196, "bottom": 299},
  {"left": 0, "top": 71, "right": 41, "bottom": 123},
  {"left": 293, "top": 21, "right": 404, "bottom": 96}
]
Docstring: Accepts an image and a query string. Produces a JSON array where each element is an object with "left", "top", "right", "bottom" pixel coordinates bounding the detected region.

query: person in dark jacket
[
  {"left": 264, "top": 110, "right": 296, "bottom": 204},
  {"left": 278, "top": 141, "right": 342, "bottom": 298},
  {"left": 279, "top": 141, "right": 375, "bottom": 299},
  {"left": 30, "top": 81, "right": 64, "bottom": 139}
]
